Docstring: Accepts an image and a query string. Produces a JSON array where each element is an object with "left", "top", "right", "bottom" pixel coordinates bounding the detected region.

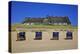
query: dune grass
[{"left": 11, "top": 23, "right": 78, "bottom": 31}]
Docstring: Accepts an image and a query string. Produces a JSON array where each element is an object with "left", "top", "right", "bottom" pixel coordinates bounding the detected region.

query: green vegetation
[{"left": 11, "top": 23, "right": 78, "bottom": 31}]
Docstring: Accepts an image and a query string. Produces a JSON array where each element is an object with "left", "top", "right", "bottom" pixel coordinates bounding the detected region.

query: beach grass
[{"left": 11, "top": 23, "right": 78, "bottom": 31}]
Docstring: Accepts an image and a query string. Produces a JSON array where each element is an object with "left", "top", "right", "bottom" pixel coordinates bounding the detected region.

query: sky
[{"left": 10, "top": 1, "right": 78, "bottom": 26}]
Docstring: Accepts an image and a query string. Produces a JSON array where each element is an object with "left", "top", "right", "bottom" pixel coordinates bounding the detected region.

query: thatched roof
[
  {"left": 22, "top": 16, "right": 71, "bottom": 24},
  {"left": 47, "top": 16, "right": 71, "bottom": 24},
  {"left": 26, "top": 18, "right": 44, "bottom": 23}
]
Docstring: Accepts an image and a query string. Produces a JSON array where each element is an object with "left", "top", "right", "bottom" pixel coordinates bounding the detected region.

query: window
[
  {"left": 65, "top": 31, "right": 73, "bottom": 40},
  {"left": 17, "top": 32, "right": 26, "bottom": 41},
  {"left": 63, "top": 23, "right": 67, "bottom": 25},
  {"left": 51, "top": 32, "right": 59, "bottom": 40},
  {"left": 34, "top": 32, "right": 42, "bottom": 40},
  {"left": 54, "top": 23, "right": 58, "bottom": 25}
]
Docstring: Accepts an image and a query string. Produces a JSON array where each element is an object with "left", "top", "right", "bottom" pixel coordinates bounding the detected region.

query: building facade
[{"left": 9, "top": 28, "right": 78, "bottom": 53}]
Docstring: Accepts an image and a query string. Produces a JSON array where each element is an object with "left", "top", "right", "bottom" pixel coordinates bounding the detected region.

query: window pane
[
  {"left": 17, "top": 32, "right": 26, "bottom": 41},
  {"left": 34, "top": 32, "right": 42, "bottom": 40},
  {"left": 66, "top": 32, "right": 73, "bottom": 39},
  {"left": 53, "top": 32, "right": 59, "bottom": 37},
  {"left": 51, "top": 32, "right": 59, "bottom": 40}
]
